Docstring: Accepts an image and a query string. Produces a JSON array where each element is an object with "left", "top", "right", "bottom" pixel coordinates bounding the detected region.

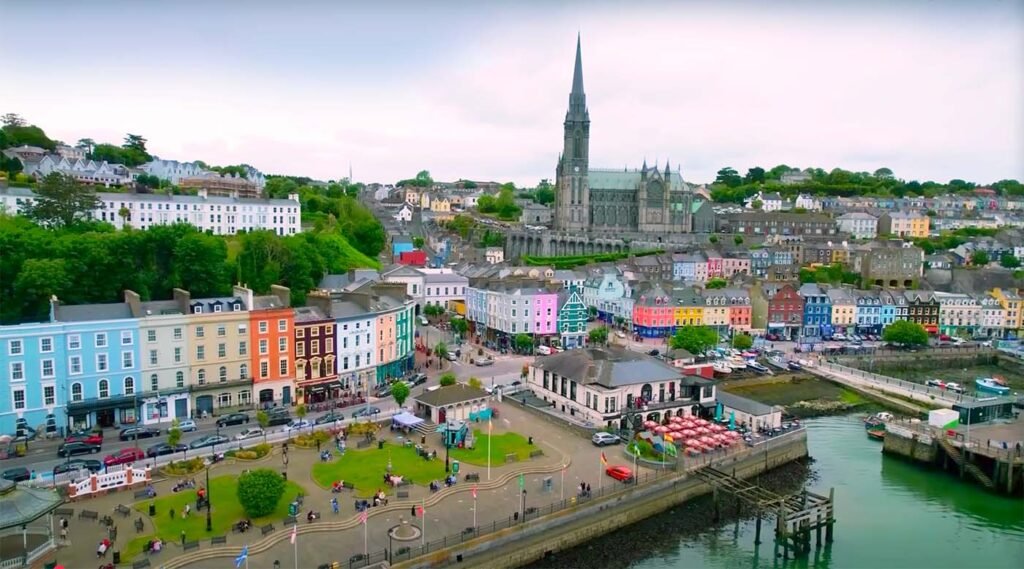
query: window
[
  {"left": 44, "top": 385, "right": 55, "bottom": 406},
  {"left": 217, "top": 325, "right": 226, "bottom": 337},
  {"left": 239, "top": 341, "right": 248, "bottom": 356},
  {"left": 174, "top": 371, "right": 184, "bottom": 388},
  {"left": 311, "top": 341, "right": 320, "bottom": 356},
  {"left": 10, "top": 362, "right": 24, "bottom": 381},
  {"left": 355, "top": 355, "right": 361, "bottom": 367},
  {"left": 8, "top": 339, "right": 23, "bottom": 355},
  {"left": 150, "top": 374, "right": 159, "bottom": 391},
  {"left": 96, "top": 333, "right": 108, "bottom": 348},
  {"left": 343, "top": 357, "right": 349, "bottom": 370},
  {"left": 259, "top": 339, "right": 268, "bottom": 355},
  {"left": 198, "top": 369, "right": 206, "bottom": 384},
  {"left": 238, "top": 324, "right": 247, "bottom": 335},
  {"left": 13, "top": 389, "right": 25, "bottom": 410},
  {"left": 296, "top": 328, "right": 305, "bottom": 339},
  {"left": 219, "top": 366, "right": 227, "bottom": 382},
  {"left": 98, "top": 379, "right": 109, "bottom": 398},
  {"left": 279, "top": 358, "right": 288, "bottom": 375},
  {"left": 326, "top": 341, "right": 333, "bottom": 354},
  {"left": 146, "top": 349, "right": 157, "bottom": 366},
  {"left": 259, "top": 321, "right": 268, "bottom": 334},
  {"left": 71, "top": 382, "right": 83, "bottom": 401},
  {"left": 312, "top": 327, "right": 320, "bottom": 337},
  {"left": 297, "top": 343, "right": 305, "bottom": 357},
  {"left": 124, "top": 376, "right": 135, "bottom": 395},
  {"left": 240, "top": 363, "right": 248, "bottom": 378},
  {"left": 147, "top": 330, "right": 157, "bottom": 343},
  {"left": 260, "top": 361, "right": 269, "bottom": 378},
  {"left": 68, "top": 335, "right": 81, "bottom": 350},
  {"left": 218, "top": 343, "right": 226, "bottom": 358},
  {"left": 278, "top": 337, "right": 287, "bottom": 352},
  {"left": 278, "top": 319, "right": 287, "bottom": 332},
  {"left": 40, "top": 337, "right": 53, "bottom": 353},
  {"left": 173, "top": 347, "right": 182, "bottom": 363},
  {"left": 218, "top": 392, "right": 232, "bottom": 407},
  {"left": 195, "top": 326, "right": 205, "bottom": 338},
  {"left": 121, "top": 331, "right": 133, "bottom": 345},
  {"left": 173, "top": 328, "right": 183, "bottom": 340}
]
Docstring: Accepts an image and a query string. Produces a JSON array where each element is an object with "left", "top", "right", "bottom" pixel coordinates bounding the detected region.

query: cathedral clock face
[{"left": 574, "top": 166, "right": 580, "bottom": 172}]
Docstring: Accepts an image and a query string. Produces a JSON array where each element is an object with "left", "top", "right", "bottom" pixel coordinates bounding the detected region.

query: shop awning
[
  {"left": 392, "top": 412, "right": 425, "bottom": 428},
  {"left": 67, "top": 395, "right": 137, "bottom": 415}
]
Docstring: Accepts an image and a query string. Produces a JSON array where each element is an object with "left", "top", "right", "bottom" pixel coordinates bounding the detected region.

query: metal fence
[{"left": 817, "top": 361, "right": 974, "bottom": 405}]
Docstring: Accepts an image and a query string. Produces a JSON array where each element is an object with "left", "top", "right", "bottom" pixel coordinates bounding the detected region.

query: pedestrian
[
  {"left": 60, "top": 517, "right": 68, "bottom": 531},
  {"left": 60, "top": 527, "right": 68, "bottom": 544},
  {"left": 180, "top": 530, "right": 186, "bottom": 546},
  {"left": 586, "top": 483, "right": 591, "bottom": 495},
  {"left": 331, "top": 497, "right": 339, "bottom": 515}
]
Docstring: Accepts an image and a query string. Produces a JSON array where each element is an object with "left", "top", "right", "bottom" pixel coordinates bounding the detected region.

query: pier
[{"left": 694, "top": 467, "right": 835, "bottom": 560}]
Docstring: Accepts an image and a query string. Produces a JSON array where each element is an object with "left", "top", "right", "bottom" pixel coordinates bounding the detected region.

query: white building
[
  {"left": 421, "top": 269, "right": 469, "bottom": 309},
  {"left": 794, "top": 194, "right": 822, "bottom": 211},
  {"left": 394, "top": 204, "right": 413, "bottom": 222},
  {"left": 744, "top": 191, "right": 784, "bottom": 212},
  {"left": 836, "top": 212, "right": 879, "bottom": 239},
  {"left": 0, "top": 187, "right": 301, "bottom": 236},
  {"left": 140, "top": 160, "right": 267, "bottom": 189},
  {"left": 484, "top": 247, "right": 504, "bottom": 264},
  {"left": 381, "top": 265, "right": 427, "bottom": 311}
]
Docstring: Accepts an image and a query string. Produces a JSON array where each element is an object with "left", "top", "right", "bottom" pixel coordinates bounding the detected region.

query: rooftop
[
  {"left": 532, "top": 346, "right": 682, "bottom": 388},
  {"left": 415, "top": 384, "right": 490, "bottom": 407},
  {"left": 716, "top": 391, "right": 779, "bottom": 417}
]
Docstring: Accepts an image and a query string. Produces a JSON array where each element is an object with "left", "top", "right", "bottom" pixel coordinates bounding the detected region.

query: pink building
[
  {"left": 724, "top": 289, "right": 752, "bottom": 332},
  {"left": 532, "top": 292, "right": 559, "bottom": 336},
  {"left": 706, "top": 252, "right": 723, "bottom": 278},
  {"left": 721, "top": 256, "right": 750, "bottom": 278}
]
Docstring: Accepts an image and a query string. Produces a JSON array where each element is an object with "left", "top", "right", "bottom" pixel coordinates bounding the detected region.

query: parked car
[
  {"left": 189, "top": 435, "right": 229, "bottom": 449},
  {"left": 605, "top": 465, "right": 634, "bottom": 483},
  {"left": 945, "top": 382, "right": 965, "bottom": 394},
  {"left": 177, "top": 419, "right": 198, "bottom": 432},
  {"left": 287, "top": 420, "right": 312, "bottom": 431},
  {"left": 2, "top": 467, "right": 30, "bottom": 482},
  {"left": 615, "top": 330, "right": 627, "bottom": 339},
  {"left": 591, "top": 432, "right": 621, "bottom": 446},
  {"left": 266, "top": 414, "right": 292, "bottom": 427},
  {"left": 65, "top": 431, "right": 103, "bottom": 445},
  {"left": 647, "top": 349, "right": 660, "bottom": 357},
  {"left": 926, "top": 379, "right": 945, "bottom": 388},
  {"left": 445, "top": 351, "right": 458, "bottom": 361},
  {"left": 474, "top": 357, "right": 494, "bottom": 367},
  {"left": 216, "top": 413, "right": 250, "bottom": 427},
  {"left": 315, "top": 411, "right": 345, "bottom": 425},
  {"left": 408, "top": 373, "right": 428, "bottom": 386},
  {"left": 53, "top": 459, "right": 103, "bottom": 475},
  {"left": 375, "top": 385, "right": 392, "bottom": 398},
  {"left": 146, "top": 443, "right": 188, "bottom": 457},
  {"left": 57, "top": 441, "right": 101, "bottom": 457},
  {"left": 234, "top": 427, "right": 265, "bottom": 441},
  {"left": 351, "top": 406, "right": 381, "bottom": 418},
  {"left": 119, "top": 427, "right": 161, "bottom": 441},
  {"left": 103, "top": 447, "right": 146, "bottom": 467},
  {"left": 536, "top": 345, "right": 552, "bottom": 356}
]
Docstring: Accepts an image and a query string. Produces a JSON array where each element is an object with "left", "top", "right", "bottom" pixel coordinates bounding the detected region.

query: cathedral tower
[{"left": 554, "top": 34, "right": 590, "bottom": 232}]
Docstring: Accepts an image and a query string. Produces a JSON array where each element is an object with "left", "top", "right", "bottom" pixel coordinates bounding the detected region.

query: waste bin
[
  {"left": 149, "top": 503, "right": 156, "bottom": 516},
  {"left": 421, "top": 435, "right": 426, "bottom": 445},
  {"left": 288, "top": 501, "right": 299, "bottom": 516},
  {"left": 452, "top": 460, "right": 460, "bottom": 474},
  {"left": 113, "top": 551, "right": 121, "bottom": 564}
]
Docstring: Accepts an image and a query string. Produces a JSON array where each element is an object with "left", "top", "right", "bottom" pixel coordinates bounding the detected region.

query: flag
[
  {"left": 600, "top": 451, "right": 608, "bottom": 466},
  {"left": 518, "top": 473, "right": 524, "bottom": 489},
  {"left": 472, "top": 485, "right": 477, "bottom": 499},
  {"left": 360, "top": 510, "right": 368, "bottom": 524},
  {"left": 416, "top": 505, "right": 424, "bottom": 517},
  {"left": 234, "top": 545, "right": 248, "bottom": 568},
  {"left": 290, "top": 524, "right": 297, "bottom": 545},
  {"left": 488, "top": 418, "right": 492, "bottom": 434}
]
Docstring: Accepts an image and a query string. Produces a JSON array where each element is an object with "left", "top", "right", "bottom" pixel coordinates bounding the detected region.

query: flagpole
[
  {"left": 421, "top": 498, "right": 426, "bottom": 547},
  {"left": 598, "top": 454, "right": 602, "bottom": 493},
  {"left": 487, "top": 419, "right": 492, "bottom": 480},
  {"left": 293, "top": 533, "right": 298, "bottom": 569},
  {"left": 473, "top": 494, "right": 477, "bottom": 529},
  {"left": 363, "top": 517, "right": 368, "bottom": 558},
  {"left": 560, "top": 466, "right": 564, "bottom": 502}
]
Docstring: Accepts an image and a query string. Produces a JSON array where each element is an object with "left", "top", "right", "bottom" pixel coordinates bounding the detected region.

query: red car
[
  {"left": 103, "top": 447, "right": 145, "bottom": 467},
  {"left": 65, "top": 432, "right": 103, "bottom": 445},
  {"left": 605, "top": 465, "right": 634, "bottom": 483}
]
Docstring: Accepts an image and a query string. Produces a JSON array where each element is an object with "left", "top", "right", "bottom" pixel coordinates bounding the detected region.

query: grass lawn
[
  {"left": 449, "top": 430, "right": 533, "bottom": 466},
  {"left": 122, "top": 474, "right": 304, "bottom": 561},
  {"left": 311, "top": 443, "right": 446, "bottom": 496}
]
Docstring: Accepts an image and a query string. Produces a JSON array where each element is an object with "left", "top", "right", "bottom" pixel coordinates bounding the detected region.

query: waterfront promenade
[{"left": 809, "top": 360, "right": 974, "bottom": 408}]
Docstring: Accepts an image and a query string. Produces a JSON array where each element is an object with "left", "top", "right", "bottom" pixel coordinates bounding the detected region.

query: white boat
[
  {"left": 767, "top": 357, "right": 789, "bottom": 370},
  {"left": 727, "top": 357, "right": 747, "bottom": 370},
  {"left": 712, "top": 362, "right": 733, "bottom": 375}
]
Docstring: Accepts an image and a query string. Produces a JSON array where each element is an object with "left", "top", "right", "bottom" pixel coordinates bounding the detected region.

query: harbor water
[{"left": 531, "top": 415, "right": 1024, "bottom": 569}]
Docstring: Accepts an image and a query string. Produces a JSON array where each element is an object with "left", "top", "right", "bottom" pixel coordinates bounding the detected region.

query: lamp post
[
  {"left": 205, "top": 464, "right": 212, "bottom": 532},
  {"left": 444, "top": 421, "right": 452, "bottom": 473}
]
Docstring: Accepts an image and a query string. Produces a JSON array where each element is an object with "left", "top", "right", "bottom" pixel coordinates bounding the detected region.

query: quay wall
[
  {"left": 396, "top": 431, "right": 809, "bottom": 569},
  {"left": 882, "top": 424, "right": 937, "bottom": 463}
]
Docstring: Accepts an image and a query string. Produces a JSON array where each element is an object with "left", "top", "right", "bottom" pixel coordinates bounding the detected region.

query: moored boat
[
  {"left": 975, "top": 377, "right": 1010, "bottom": 395},
  {"left": 713, "top": 362, "right": 733, "bottom": 376},
  {"left": 866, "top": 427, "right": 885, "bottom": 440},
  {"left": 864, "top": 412, "right": 894, "bottom": 430}
]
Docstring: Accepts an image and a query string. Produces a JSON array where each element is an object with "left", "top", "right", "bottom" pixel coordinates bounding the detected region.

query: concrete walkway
[{"left": 808, "top": 360, "right": 972, "bottom": 408}]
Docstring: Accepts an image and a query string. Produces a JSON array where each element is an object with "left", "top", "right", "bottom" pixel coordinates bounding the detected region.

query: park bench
[
  {"left": 529, "top": 449, "right": 544, "bottom": 458},
  {"left": 116, "top": 504, "right": 132, "bottom": 517},
  {"left": 54, "top": 507, "right": 74, "bottom": 517},
  {"left": 210, "top": 536, "right": 227, "bottom": 545},
  {"left": 134, "top": 517, "right": 144, "bottom": 533},
  {"left": 79, "top": 510, "right": 99, "bottom": 521},
  {"left": 464, "top": 473, "right": 480, "bottom": 482},
  {"left": 396, "top": 491, "right": 409, "bottom": 499},
  {"left": 284, "top": 516, "right": 297, "bottom": 526},
  {"left": 525, "top": 506, "right": 538, "bottom": 515},
  {"left": 183, "top": 541, "right": 199, "bottom": 552},
  {"left": 132, "top": 559, "right": 151, "bottom": 569},
  {"left": 462, "top": 526, "right": 475, "bottom": 535},
  {"left": 504, "top": 453, "right": 518, "bottom": 463},
  {"left": 134, "top": 490, "right": 151, "bottom": 500},
  {"left": 260, "top": 524, "right": 275, "bottom": 536}
]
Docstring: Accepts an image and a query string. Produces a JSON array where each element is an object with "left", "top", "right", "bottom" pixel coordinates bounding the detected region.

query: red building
[
  {"left": 768, "top": 284, "right": 804, "bottom": 341},
  {"left": 292, "top": 306, "right": 338, "bottom": 404},
  {"left": 398, "top": 249, "right": 427, "bottom": 267}
]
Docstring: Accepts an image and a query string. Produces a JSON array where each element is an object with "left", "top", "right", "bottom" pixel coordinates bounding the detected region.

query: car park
[
  {"left": 605, "top": 465, "right": 634, "bottom": 483},
  {"left": 189, "top": 435, "right": 229, "bottom": 449},
  {"left": 104, "top": 447, "right": 146, "bottom": 467},
  {"left": 216, "top": 413, "right": 250, "bottom": 427},
  {"left": 57, "top": 441, "right": 101, "bottom": 457},
  {"left": 177, "top": 419, "right": 198, "bottom": 432},
  {"left": 146, "top": 443, "right": 188, "bottom": 457},
  {"left": 119, "top": 427, "right": 161, "bottom": 441},
  {"left": 1, "top": 467, "right": 30, "bottom": 482},
  {"left": 234, "top": 427, "right": 265, "bottom": 441},
  {"left": 591, "top": 432, "right": 621, "bottom": 446}
]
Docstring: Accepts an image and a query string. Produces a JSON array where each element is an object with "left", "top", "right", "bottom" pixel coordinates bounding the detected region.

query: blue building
[
  {"left": 52, "top": 300, "right": 142, "bottom": 431},
  {"left": 855, "top": 291, "right": 883, "bottom": 335},
  {"left": 0, "top": 321, "right": 67, "bottom": 437},
  {"left": 798, "top": 284, "right": 832, "bottom": 339}
]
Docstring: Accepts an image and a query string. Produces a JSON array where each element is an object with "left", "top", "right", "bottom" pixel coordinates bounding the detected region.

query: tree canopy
[
  {"left": 236, "top": 469, "right": 286, "bottom": 518},
  {"left": 881, "top": 321, "right": 928, "bottom": 346},
  {"left": 23, "top": 173, "right": 101, "bottom": 228},
  {"left": 669, "top": 326, "right": 719, "bottom": 355},
  {"left": 732, "top": 334, "right": 753, "bottom": 350},
  {"left": 391, "top": 382, "right": 410, "bottom": 407},
  {"left": 588, "top": 326, "right": 609, "bottom": 345},
  {"left": 705, "top": 278, "right": 727, "bottom": 289}
]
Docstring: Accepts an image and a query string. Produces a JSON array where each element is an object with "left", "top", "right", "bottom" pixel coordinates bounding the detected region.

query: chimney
[
  {"left": 124, "top": 290, "right": 142, "bottom": 317},
  {"left": 271, "top": 285, "right": 291, "bottom": 308},
  {"left": 233, "top": 283, "right": 254, "bottom": 310},
  {"left": 49, "top": 295, "right": 60, "bottom": 323},
  {"left": 173, "top": 288, "right": 191, "bottom": 313}
]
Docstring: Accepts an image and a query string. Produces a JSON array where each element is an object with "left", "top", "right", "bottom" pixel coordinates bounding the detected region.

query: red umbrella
[
  {"left": 670, "top": 416, "right": 684, "bottom": 423},
  {"left": 685, "top": 438, "right": 701, "bottom": 447},
  {"left": 655, "top": 425, "right": 669, "bottom": 433}
]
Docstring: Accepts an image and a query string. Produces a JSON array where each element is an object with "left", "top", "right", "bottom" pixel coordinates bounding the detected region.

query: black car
[
  {"left": 375, "top": 385, "right": 392, "bottom": 398},
  {"left": 314, "top": 411, "right": 345, "bottom": 425},
  {"left": 54, "top": 459, "right": 103, "bottom": 475},
  {"left": 267, "top": 414, "right": 292, "bottom": 427},
  {"left": 351, "top": 406, "right": 381, "bottom": 418},
  {"left": 119, "top": 427, "right": 161, "bottom": 441},
  {"left": 147, "top": 443, "right": 188, "bottom": 457},
  {"left": 1, "top": 467, "right": 30, "bottom": 482},
  {"left": 188, "top": 435, "right": 229, "bottom": 449},
  {"left": 408, "top": 373, "right": 428, "bottom": 387},
  {"left": 57, "top": 441, "right": 101, "bottom": 457},
  {"left": 647, "top": 349, "right": 660, "bottom": 357},
  {"left": 216, "top": 413, "right": 250, "bottom": 427}
]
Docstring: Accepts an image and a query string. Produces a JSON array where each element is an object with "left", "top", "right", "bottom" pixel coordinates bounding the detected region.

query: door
[
  {"left": 174, "top": 398, "right": 188, "bottom": 420},
  {"left": 282, "top": 386, "right": 291, "bottom": 405},
  {"left": 196, "top": 395, "right": 214, "bottom": 418},
  {"left": 438, "top": 407, "right": 447, "bottom": 424},
  {"left": 259, "top": 389, "right": 274, "bottom": 404}
]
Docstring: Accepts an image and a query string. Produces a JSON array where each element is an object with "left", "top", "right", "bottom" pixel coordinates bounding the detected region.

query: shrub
[
  {"left": 164, "top": 458, "right": 206, "bottom": 476},
  {"left": 237, "top": 469, "right": 286, "bottom": 518},
  {"left": 293, "top": 432, "right": 331, "bottom": 448}
]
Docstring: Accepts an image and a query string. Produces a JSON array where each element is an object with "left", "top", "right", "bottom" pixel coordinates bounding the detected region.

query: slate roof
[
  {"left": 55, "top": 302, "right": 133, "bottom": 322},
  {"left": 415, "top": 384, "right": 490, "bottom": 407},
  {"left": 532, "top": 346, "right": 682, "bottom": 388},
  {"left": 0, "top": 479, "right": 64, "bottom": 530},
  {"left": 293, "top": 306, "right": 329, "bottom": 323},
  {"left": 588, "top": 169, "right": 690, "bottom": 192},
  {"left": 716, "top": 391, "right": 778, "bottom": 417}
]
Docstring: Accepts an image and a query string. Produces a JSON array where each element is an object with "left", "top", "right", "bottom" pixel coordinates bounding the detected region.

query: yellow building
[
  {"left": 431, "top": 197, "right": 451, "bottom": 213},
  {"left": 673, "top": 289, "right": 705, "bottom": 327},
  {"left": 701, "top": 291, "right": 730, "bottom": 330},
  {"left": 991, "top": 288, "right": 1023, "bottom": 331},
  {"left": 880, "top": 212, "right": 930, "bottom": 238}
]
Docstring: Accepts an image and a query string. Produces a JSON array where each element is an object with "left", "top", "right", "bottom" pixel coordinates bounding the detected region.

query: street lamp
[
  {"left": 205, "top": 464, "right": 212, "bottom": 532},
  {"left": 444, "top": 421, "right": 452, "bottom": 473}
]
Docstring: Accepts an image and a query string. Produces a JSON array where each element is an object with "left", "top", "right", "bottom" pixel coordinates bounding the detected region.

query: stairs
[
  {"left": 938, "top": 436, "right": 995, "bottom": 488},
  {"left": 413, "top": 419, "right": 437, "bottom": 437}
]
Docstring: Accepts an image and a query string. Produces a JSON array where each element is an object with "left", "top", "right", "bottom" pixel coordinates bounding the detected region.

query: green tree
[
  {"left": 734, "top": 235, "right": 744, "bottom": 246},
  {"left": 1, "top": 113, "right": 26, "bottom": 127},
  {"left": 412, "top": 236, "right": 425, "bottom": 248},
  {"left": 467, "top": 377, "right": 482, "bottom": 390},
  {"left": 434, "top": 342, "right": 449, "bottom": 363},
  {"left": 447, "top": 215, "right": 475, "bottom": 238},
  {"left": 709, "top": 235, "right": 718, "bottom": 244},
  {"left": 873, "top": 167, "right": 894, "bottom": 179},
  {"left": 534, "top": 185, "right": 555, "bottom": 205},
  {"left": 13, "top": 258, "right": 71, "bottom": 322},
  {"left": 751, "top": 199, "right": 763, "bottom": 210},
  {"left": 23, "top": 173, "right": 101, "bottom": 228},
  {"left": 706, "top": 278, "right": 727, "bottom": 289},
  {"left": 588, "top": 326, "right": 609, "bottom": 345},
  {"left": 514, "top": 333, "right": 534, "bottom": 353},
  {"left": 715, "top": 167, "right": 742, "bottom": 188},
  {"left": 669, "top": 326, "right": 719, "bottom": 355},
  {"left": 1000, "top": 254, "right": 1021, "bottom": 269},
  {"left": 450, "top": 318, "right": 468, "bottom": 337},
  {"left": 476, "top": 194, "right": 496, "bottom": 213},
  {"left": 167, "top": 419, "right": 182, "bottom": 449},
  {"left": 882, "top": 320, "right": 928, "bottom": 347},
  {"left": 236, "top": 469, "right": 286, "bottom": 518},
  {"left": 744, "top": 167, "right": 766, "bottom": 184},
  {"left": 391, "top": 381, "right": 411, "bottom": 407},
  {"left": 732, "top": 333, "right": 753, "bottom": 350},
  {"left": 295, "top": 404, "right": 307, "bottom": 430},
  {"left": 439, "top": 372, "right": 457, "bottom": 387},
  {"left": 587, "top": 306, "right": 598, "bottom": 318},
  {"left": 423, "top": 304, "right": 444, "bottom": 319},
  {"left": 256, "top": 411, "right": 270, "bottom": 443},
  {"left": 970, "top": 250, "right": 990, "bottom": 266}
]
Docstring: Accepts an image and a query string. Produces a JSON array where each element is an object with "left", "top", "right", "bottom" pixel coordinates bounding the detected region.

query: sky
[{"left": 2, "top": 0, "right": 1022, "bottom": 186}]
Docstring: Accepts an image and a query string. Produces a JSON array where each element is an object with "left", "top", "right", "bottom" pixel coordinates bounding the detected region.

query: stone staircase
[
  {"left": 413, "top": 419, "right": 437, "bottom": 437},
  {"left": 938, "top": 436, "right": 995, "bottom": 489}
]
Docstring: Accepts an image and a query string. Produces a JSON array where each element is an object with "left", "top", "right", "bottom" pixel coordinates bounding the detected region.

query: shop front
[
  {"left": 376, "top": 353, "right": 414, "bottom": 386},
  {"left": 66, "top": 395, "right": 139, "bottom": 431},
  {"left": 140, "top": 390, "right": 190, "bottom": 425}
]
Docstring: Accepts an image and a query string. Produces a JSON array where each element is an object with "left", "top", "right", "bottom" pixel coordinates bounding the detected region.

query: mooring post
[
  {"left": 754, "top": 508, "right": 762, "bottom": 545},
  {"left": 816, "top": 510, "right": 823, "bottom": 547},
  {"left": 825, "top": 487, "right": 835, "bottom": 543}
]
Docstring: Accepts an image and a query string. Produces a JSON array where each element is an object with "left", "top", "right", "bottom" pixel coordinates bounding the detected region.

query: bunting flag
[
  {"left": 290, "top": 524, "right": 297, "bottom": 545},
  {"left": 234, "top": 545, "right": 248, "bottom": 568},
  {"left": 600, "top": 451, "right": 608, "bottom": 466},
  {"left": 416, "top": 505, "right": 424, "bottom": 517},
  {"left": 472, "top": 485, "right": 477, "bottom": 499},
  {"left": 360, "top": 510, "right": 368, "bottom": 524}
]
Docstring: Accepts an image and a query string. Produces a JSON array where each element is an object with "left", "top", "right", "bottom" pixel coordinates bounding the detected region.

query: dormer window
[
  {"left": 214, "top": 305, "right": 222, "bottom": 313},
  {"left": 194, "top": 305, "right": 203, "bottom": 314}
]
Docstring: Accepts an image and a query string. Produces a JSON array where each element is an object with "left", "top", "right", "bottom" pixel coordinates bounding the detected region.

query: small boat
[
  {"left": 975, "top": 377, "right": 1010, "bottom": 395},
  {"left": 787, "top": 360, "right": 803, "bottom": 371},
  {"left": 866, "top": 428, "right": 885, "bottom": 441},
  {"left": 727, "top": 357, "right": 747, "bottom": 370},
  {"left": 713, "top": 362, "right": 733, "bottom": 376},
  {"left": 767, "top": 357, "right": 789, "bottom": 370},
  {"left": 748, "top": 361, "right": 771, "bottom": 374},
  {"left": 864, "top": 412, "right": 893, "bottom": 429}
]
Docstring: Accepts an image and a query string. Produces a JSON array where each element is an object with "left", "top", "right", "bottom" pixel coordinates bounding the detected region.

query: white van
[{"left": 536, "top": 345, "right": 552, "bottom": 356}]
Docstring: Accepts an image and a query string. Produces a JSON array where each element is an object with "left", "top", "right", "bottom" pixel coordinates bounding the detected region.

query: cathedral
[{"left": 553, "top": 36, "right": 696, "bottom": 234}]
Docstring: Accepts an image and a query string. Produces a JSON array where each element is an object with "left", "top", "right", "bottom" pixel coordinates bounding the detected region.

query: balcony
[{"left": 191, "top": 376, "right": 254, "bottom": 393}]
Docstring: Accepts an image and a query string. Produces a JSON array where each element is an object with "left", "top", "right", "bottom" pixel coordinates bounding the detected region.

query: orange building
[{"left": 248, "top": 286, "right": 295, "bottom": 406}]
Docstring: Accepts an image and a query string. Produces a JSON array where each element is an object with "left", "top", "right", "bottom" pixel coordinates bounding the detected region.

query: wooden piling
[
  {"left": 754, "top": 508, "right": 762, "bottom": 545},
  {"left": 825, "top": 487, "right": 835, "bottom": 543}
]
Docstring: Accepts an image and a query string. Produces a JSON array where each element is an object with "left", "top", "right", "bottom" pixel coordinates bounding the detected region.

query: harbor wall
[
  {"left": 882, "top": 424, "right": 937, "bottom": 463},
  {"left": 395, "top": 431, "right": 809, "bottom": 569}
]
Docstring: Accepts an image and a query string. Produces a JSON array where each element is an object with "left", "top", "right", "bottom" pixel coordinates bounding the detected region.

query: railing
[{"left": 816, "top": 361, "right": 974, "bottom": 405}]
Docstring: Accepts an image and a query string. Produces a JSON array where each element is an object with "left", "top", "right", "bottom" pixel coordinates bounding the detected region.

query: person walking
[
  {"left": 331, "top": 497, "right": 339, "bottom": 515},
  {"left": 180, "top": 530, "right": 186, "bottom": 546}
]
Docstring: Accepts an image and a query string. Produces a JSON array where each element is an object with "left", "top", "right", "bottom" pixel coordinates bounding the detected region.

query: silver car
[{"left": 591, "top": 432, "right": 621, "bottom": 446}]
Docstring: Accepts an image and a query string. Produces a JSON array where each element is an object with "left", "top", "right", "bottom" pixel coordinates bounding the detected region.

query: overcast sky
[{"left": 3, "top": 0, "right": 1022, "bottom": 186}]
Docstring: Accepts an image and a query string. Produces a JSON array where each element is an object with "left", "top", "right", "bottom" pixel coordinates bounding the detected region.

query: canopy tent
[
  {"left": 392, "top": 412, "right": 425, "bottom": 428},
  {"left": 468, "top": 408, "right": 493, "bottom": 422}
]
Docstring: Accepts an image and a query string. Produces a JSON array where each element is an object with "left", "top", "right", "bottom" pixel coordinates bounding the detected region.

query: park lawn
[
  {"left": 448, "top": 430, "right": 533, "bottom": 466},
  {"left": 311, "top": 443, "right": 446, "bottom": 497},
  {"left": 123, "top": 474, "right": 304, "bottom": 561}
]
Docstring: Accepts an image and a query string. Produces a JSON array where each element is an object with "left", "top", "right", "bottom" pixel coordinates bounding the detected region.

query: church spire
[
  {"left": 572, "top": 33, "right": 585, "bottom": 96},
  {"left": 567, "top": 34, "right": 588, "bottom": 119}
]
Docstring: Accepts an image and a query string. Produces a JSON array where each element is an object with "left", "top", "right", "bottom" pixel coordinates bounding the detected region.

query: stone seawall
[
  {"left": 882, "top": 424, "right": 937, "bottom": 464},
  {"left": 395, "top": 432, "right": 809, "bottom": 569}
]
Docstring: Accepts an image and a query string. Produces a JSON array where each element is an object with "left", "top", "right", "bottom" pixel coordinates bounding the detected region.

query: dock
[{"left": 694, "top": 467, "right": 835, "bottom": 560}]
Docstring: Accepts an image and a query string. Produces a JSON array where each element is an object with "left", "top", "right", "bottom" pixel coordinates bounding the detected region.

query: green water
[{"left": 634, "top": 416, "right": 1024, "bottom": 569}]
